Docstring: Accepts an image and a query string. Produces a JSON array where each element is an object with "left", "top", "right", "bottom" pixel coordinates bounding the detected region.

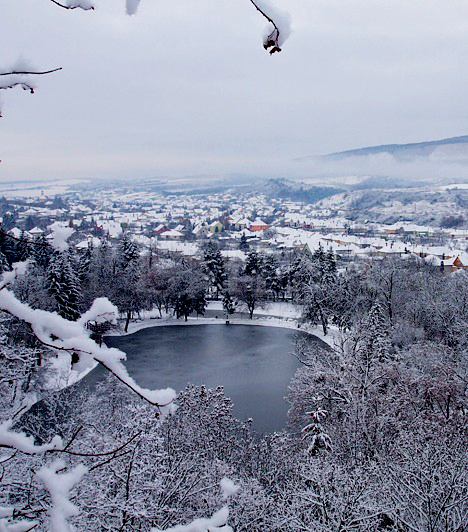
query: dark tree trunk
[{"left": 124, "top": 310, "right": 131, "bottom": 332}]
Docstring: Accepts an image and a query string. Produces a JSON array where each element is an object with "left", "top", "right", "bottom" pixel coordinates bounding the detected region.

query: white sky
[{"left": 2, "top": 0, "right": 468, "bottom": 182}]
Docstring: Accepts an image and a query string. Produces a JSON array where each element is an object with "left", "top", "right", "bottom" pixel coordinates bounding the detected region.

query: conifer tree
[
  {"left": 222, "top": 291, "right": 236, "bottom": 318},
  {"left": 239, "top": 234, "right": 249, "bottom": 251},
  {"left": 46, "top": 252, "right": 81, "bottom": 321},
  {"left": 14, "top": 230, "right": 31, "bottom": 262},
  {"left": 362, "top": 301, "right": 391, "bottom": 362},
  {"left": 0, "top": 230, "right": 15, "bottom": 270},
  {"left": 202, "top": 241, "right": 226, "bottom": 298},
  {"left": 78, "top": 240, "right": 93, "bottom": 285},
  {"left": 118, "top": 233, "right": 139, "bottom": 271},
  {"left": 32, "top": 235, "right": 53, "bottom": 271},
  {"left": 0, "top": 249, "right": 10, "bottom": 273},
  {"left": 244, "top": 251, "right": 261, "bottom": 276}
]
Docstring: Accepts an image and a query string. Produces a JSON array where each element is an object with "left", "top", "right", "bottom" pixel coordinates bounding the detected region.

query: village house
[
  {"left": 192, "top": 223, "right": 210, "bottom": 238},
  {"left": 248, "top": 219, "right": 269, "bottom": 232},
  {"left": 441, "top": 256, "right": 467, "bottom": 272},
  {"left": 158, "top": 229, "right": 184, "bottom": 241},
  {"left": 209, "top": 221, "right": 224, "bottom": 234}
]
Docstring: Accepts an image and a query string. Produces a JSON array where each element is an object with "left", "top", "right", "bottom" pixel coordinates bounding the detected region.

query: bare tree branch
[
  {"left": 0, "top": 68, "right": 63, "bottom": 77},
  {"left": 0, "top": 229, "right": 50, "bottom": 247},
  {"left": 249, "top": 0, "right": 282, "bottom": 54},
  {"left": 49, "top": 0, "right": 94, "bottom": 10}
]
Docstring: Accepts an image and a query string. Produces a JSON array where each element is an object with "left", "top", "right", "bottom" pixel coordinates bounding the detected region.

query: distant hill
[
  {"left": 257, "top": 178, "right": 344, "bottom": 203},
  {"left": 320, "top": 135, "right": 468, "bottom": 161}
]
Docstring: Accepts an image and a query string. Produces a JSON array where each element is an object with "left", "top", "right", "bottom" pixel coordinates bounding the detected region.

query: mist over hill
[
  {"left": 321, "top": 135, "right": 468, "bottom": 161},
  {"left": 295, "top": 135, "right": 468, "bottom": 183}
]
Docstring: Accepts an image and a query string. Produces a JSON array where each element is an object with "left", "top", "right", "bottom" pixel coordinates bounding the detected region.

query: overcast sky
[{"left": 2, "top": 0, "right": 468, "bottom": 182}]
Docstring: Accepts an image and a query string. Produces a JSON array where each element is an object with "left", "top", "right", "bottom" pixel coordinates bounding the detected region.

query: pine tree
[
  {"left": 193, "top": 290, "right": 207, "bottom": 317},
  {"left": 362, "top": 301, "right": 391, "bottom": 362},
  {"left": 0, "top": 230, "right": 15, "bottom": 270},
  {"left": 0, "top": 249, "right": 10, "bottom": 273},
  {"left": 14, "top": 230, "right": 31, "bottom": 262},
  {"left": 239, "top": 234, "right": 249, "bottom": 251},
  {"left": 260, "top": 254, "right": 280, "bottom": 299},
  {"left": 46, "top": 252, "right": 81, "bottom": 321},
  {"left": 322, "top": 248, "right": 337, "bottom": 286},
  {"left": 244, "top": 251, "right": 261, "bottom": 276},
  {"left": 222, "top": 291, "right": 236, "bottom": 317},
  {"left": 96, "top": 237, "right": 113, "bottom": 285},
  {"left": 202, "top": 241, "right": 226, "bottom": 298},
  {"left": 78, "top": 240, "right": 93, "bottom": 285},
  {"left": 32, "top": 235, "right": 53, "bottom": 271},
  {"left": 118, "top": 233, "right": 139, "bottom": 271}
]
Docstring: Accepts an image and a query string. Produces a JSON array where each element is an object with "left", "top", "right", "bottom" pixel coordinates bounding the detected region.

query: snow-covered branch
[
  {"left": 49, "top": 0, "right": 94, "bottom": 10},
  {"left": 151, "top": 478, "right": 239, "bottom": 532},
  {"left": 36, "top": 460, "right": 87, "bottom": 532},
  {"left": 0, "top": 265, "right": 176, "bottom": 411},
  {"left": 152, "top": 507, "right": 231, "bottom": 532},
  {"left": 249, "top": 0, "right": 291, "bottom": 53},
  {"left": 0, "top": 421, "right": 62, "bottom": 455},
  {"left": 0, "top": 68, "right": 62, "bottom": 117}
]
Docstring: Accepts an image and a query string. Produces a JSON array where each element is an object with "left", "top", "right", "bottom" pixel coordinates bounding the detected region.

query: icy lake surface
[{"left": 99, "top": 324, "right": 323, "bottom": 433}]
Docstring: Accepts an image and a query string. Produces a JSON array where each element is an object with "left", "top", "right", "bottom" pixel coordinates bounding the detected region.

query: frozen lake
[{"left": 97, "top": 324, "right": 324, "bottom": 433}]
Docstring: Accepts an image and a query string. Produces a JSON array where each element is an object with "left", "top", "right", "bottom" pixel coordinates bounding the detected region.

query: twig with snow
[
  {"left": 151, "top": 478, "right": 239, "bottom": 532},
  {"left": 36, "top": 460, "right": 87, "bottom": 532},
  {"left": 49, "top": 0, "right": 94, "bottom": 9}
]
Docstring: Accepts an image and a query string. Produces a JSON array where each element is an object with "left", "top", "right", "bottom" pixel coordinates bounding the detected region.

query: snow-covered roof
[
  {"left": 8, "top": 227, "right": 22, "bottom": 239},
  {"left": 160, "top": 230, "right": 184, "bottom": 237},
  {"left": 250, "top": 219, "right": 268, "bottom": 226},
  {"left": 220, "top": 250, "right": 247, "bottom": 261},
  {"left": 76, "top": 237, "right": 102, "bottom": 250},
  {"left": 28, "top": 227, "right": 44, "bottom": 235}
]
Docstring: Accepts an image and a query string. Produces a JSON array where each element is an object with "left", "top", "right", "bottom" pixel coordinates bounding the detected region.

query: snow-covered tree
[
  {"left": 232, "top": 275, "right": 267, "bottom": 319},
  {"left": 222, "top": 291, "right": 236, "bottom": 318},
  {"left": 32, "top": 234, "right": 53, "bottom": 271},
  {"left": 117, "top": 232, "right": 140, "bottom": 272},
  {"left": 46, "top": 251, "right": 82, "bottom": 321},
  {"left": 202, "top": 241, "right": 227, "bottom": 299}
]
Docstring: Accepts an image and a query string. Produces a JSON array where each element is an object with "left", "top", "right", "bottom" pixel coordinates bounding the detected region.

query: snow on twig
[
  {"left": 36, "top": 460, "right": 87, "bottom": 532},
  {"left": 249, "top": 0, "right": 291, "bottom": 53},
  {"left": 151, "top": 479, "right": 239, "bottom": 532},
  {"left": 0, "top": 421, "right": 62, "bottom": 454},
  {"left": 49, "top": 226, "right": 75, "bottom": 252},
  {"left": 151, "top": 506, "right": 231, "bottom": 532},
  {"left": 126, "top": 0, "right": 141, "bottom": 15},
  {"left": 49, "top": 0, "right": 94, "bottom": 10},
  {"left": 0, "top": 511, "right": 38, "bottom": 532}
]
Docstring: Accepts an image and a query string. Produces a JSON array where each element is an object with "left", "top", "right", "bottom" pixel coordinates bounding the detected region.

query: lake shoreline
[{"left": 114, "top": 300, "right": 337, "bottom": 350}]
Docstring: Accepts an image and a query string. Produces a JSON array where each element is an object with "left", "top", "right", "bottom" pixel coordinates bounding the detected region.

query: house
[
  {"left": 249, "top": 219, "right": 269, "bottom": 232},
  {"left": 193, "top": 223, "right": 210, "bottom": 238},
  {"left": 209, "top": 221, "right": 223, "bottom": 234},
  {"left": 234, "top": 218, "right": 252, "bottom": 231},
  {"left": 440, "top": 256, "right": 467, "bottom": 272},
  {"left": 8, "top": 227, "right": 22, "bottom": 239},
  {"left": 159, "top": 229, "right": 184, "bottom": 241},
  {"left": 383, "top": 224, "right": 405, "bottom": 235},
  {"left": 154, "top": 224, "right": 168, "bottom": 236},
  {"left": 28, "top": 227, "right": 44, "bottom": 238}
]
